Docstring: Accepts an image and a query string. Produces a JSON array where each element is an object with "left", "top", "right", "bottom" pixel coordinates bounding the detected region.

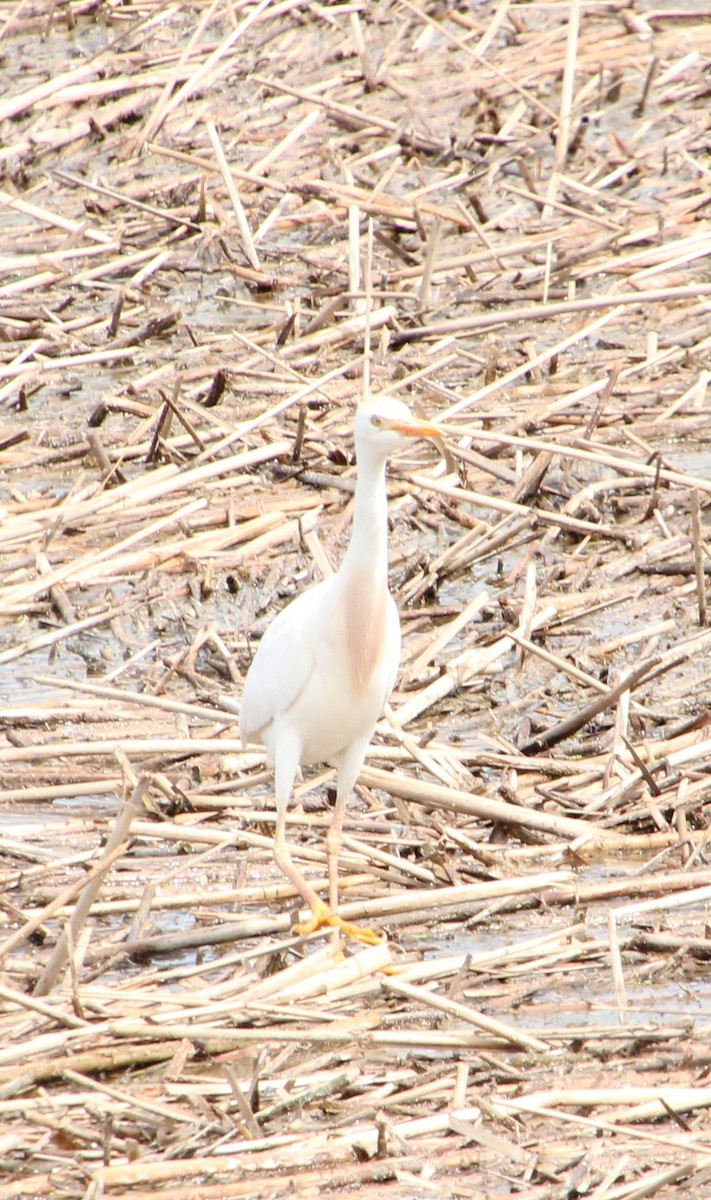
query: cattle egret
[{"left": 240, "top": 396, "right": 443, "bottom": 941}]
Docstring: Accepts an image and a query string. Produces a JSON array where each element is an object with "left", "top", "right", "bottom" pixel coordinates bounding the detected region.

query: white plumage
[{"left": 241, "top": 395, "right": 442, "bottom": 940}]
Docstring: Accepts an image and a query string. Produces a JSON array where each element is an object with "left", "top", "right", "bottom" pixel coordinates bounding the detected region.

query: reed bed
[{"left": 1, "top": 0, "right": 711, "bottom": 1196}]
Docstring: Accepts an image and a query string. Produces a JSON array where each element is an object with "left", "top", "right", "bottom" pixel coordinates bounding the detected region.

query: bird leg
[
  {"left": 272, "top": 781, "right": 360, "bottom": 938},
  {"left": 317, "top": 750, "right": 383, "bottom": 946},
  {"left": 272, "top": 736, "right": 382, "bottom": 943},
  {"left": 273, "top": 802, "right": 325, "bottom": 920},
  {"left": 275, "top": 822, "right": 379, "bottom": 944},
  {"left": 272, "top": 729, "right": 330, "bottom": 922},
  {"left": 325, "top": 781, "right": 350, "bottom": 918},
  {"left": 274, "top": 804, "right": 383, "bottom": 943},
  {"left": 282, "top": 809, "right": 381, "bottom": 944}
]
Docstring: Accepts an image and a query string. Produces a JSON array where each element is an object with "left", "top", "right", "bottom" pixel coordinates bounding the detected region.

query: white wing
[{"left": 240, "top": 579, "right": 330, "bottom": 744}]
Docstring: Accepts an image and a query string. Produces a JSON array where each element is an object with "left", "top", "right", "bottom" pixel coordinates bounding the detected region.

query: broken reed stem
[
  {"left": 32, "top": 780, "right": 147, "bottom": 996},
  {"left": 607, "top": 910, "right": 629, "bottom": 1027},
  {"left": 360, "top": 766, "right": 617, "bottom": 844},
  {"left": 0, "top": 843, "right": 130, "bottom": 963},
  {"left": 521, "top": 656, "right": 662, "bottom": 755},
  {"left": 443, "top": 306, "right": 623, "bottom": 418},
  {"left": 396, "top": 284, "right": 711, "bottom": 343},
  {"left": 207, "top": 120, "right": 260, "bottom": 270},
  {"left": 691, "top": 490, "right": 708, "bottom": 625},
  {"left": 635, "top": 55, "right": 659, "bottom": 118},
  {"left": 363, "top": 215, "right": 373, "bottom": 400},
  {"left": 545, "top": 0, "right": 580, "bottom": 210},
  {"left": 383, "top": 978, "right": 551, "bottom": 1053}
]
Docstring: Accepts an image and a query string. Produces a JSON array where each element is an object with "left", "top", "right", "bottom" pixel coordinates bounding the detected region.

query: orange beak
[{"left": 387, "top": 417, "right": 444, "bottom": 441}]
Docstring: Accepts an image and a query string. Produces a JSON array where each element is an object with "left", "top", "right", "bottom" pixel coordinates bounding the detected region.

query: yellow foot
[{"left": 294, "top": 900, "right": 384, "bottom": 945}]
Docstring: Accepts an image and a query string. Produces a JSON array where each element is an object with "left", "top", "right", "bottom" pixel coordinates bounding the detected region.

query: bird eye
[{"left": 371, "top": 415, "right": 383, "bottom": 428}]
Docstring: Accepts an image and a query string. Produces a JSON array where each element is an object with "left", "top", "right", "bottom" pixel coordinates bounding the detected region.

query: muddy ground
[{"left": 1, "top": 1, "right": 711, "bottom": 1197}]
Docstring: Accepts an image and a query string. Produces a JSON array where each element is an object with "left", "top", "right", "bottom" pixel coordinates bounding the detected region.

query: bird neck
[{"left": 342, "top": 451, "right": 389, "bottom": 587}]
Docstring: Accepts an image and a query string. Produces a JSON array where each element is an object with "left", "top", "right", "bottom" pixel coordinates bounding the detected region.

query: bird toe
[{"left": 294, "top": 903, "right": 384, "bottom": 944}]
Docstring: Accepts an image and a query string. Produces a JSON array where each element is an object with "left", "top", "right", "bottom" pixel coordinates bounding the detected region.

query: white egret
[{"left": 240, "top": 396, "right": 443, "bottom": 941}]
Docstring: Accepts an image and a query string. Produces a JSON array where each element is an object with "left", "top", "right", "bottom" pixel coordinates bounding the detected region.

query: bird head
[{"left": 355, "top": 396, "right": 443, "bottom": 460}]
